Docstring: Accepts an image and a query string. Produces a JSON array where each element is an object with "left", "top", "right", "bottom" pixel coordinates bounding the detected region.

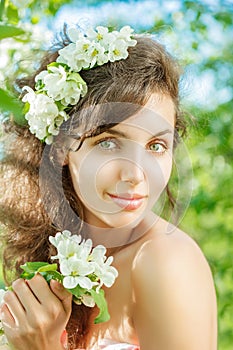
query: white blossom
[
  {"left": 60, "top": 257, "right": 95, "bottom": 290},
  {"left": 21, "top": 25, "right": 137, "bottom": 144},
  {"left": 89, "top": 245, "right": 119, "bottom": 290},
  {"left": 35, "top": 65, "right": 87, "bottom": 106},
  {"left": 116, "top": 25, "right": 137, "bottom": 46},
  {"left": 90, "top": 245, "right": 107, "bottom": 264},
  {"left": 22, "top": 86, "right": 69, "bottom": 144},
  {"left": 86, "top": 26, "right": 115, "bottom": 49},
  {"left": 57, "top": 25, "right": 137, "bottom": 72},
  {"left": 86, "top": 42, "right": 108, "bottom": 68},
  {"left": 49, "top": 230, "right": 82, "bottom": 260},
  {"left": 57, "top": 38, "right": 93, "bottom": 72},
  {"left": 49, "top": 230, "right": 82, "bottom": 249},
  {"left": 93, "top": 255, "right": 119, "bottom": 291},
  {"left": 49, "top": 230, "right": 118, "bottom": 294},
  {"left": 108, "top": 38, "right": 130, "bottom": 62}
]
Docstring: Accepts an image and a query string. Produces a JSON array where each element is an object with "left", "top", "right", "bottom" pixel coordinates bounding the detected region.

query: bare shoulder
[
  {"left": 131, "top": 218, "right": 217, "bottom": 350},
  {"left": 133, "top": 217, "right": 213, "bottom": 279}
]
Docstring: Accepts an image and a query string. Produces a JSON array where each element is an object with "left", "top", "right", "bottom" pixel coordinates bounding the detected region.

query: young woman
[{"left": 0, "top": 25, "right": 217, "bottom": 350}]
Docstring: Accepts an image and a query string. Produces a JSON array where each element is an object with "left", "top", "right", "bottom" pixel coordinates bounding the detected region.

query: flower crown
[{"left": 22, "top": 25, "right": 137, "bottom": 144}]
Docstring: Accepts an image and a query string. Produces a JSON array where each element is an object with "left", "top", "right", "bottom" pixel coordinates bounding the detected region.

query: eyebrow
[{"left": 99, "top": 128, "right": 173, "bottom": 139}]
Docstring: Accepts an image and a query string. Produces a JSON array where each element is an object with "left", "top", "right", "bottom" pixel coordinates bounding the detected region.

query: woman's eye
[
  {"left": 148, "top": 142, "right": 166, "bottom": 153},
  {"left": 97, "top": 139, "right": 118, "bottom": 150}
]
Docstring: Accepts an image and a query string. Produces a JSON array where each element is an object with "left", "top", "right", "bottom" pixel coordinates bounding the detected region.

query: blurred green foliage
[{"left": 0, "top": 0, "right": 232, "bottom": 349}]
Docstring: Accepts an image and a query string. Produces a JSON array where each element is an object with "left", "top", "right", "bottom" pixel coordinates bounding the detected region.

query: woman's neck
[{"left": 81, "top": 211, "right": 158, "bottom": 253}]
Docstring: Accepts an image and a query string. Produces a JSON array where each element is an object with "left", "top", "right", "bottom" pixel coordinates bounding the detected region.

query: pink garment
[{"left": 99, "top": 339, "right": 139, "bottom": 349}]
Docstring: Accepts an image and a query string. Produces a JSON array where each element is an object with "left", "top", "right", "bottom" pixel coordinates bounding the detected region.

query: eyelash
[
  {"left": 95, "top": 137, "right": 120, "bottom": 151},
  {"left": 95, "top": 137, "right": 168, "bottom": 154},
  {"left": 147, "top": 141, "right": 168, "bottom": 155}
]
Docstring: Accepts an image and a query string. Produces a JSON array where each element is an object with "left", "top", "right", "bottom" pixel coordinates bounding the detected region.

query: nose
[{"left": 120, "top": 160, "right": 145, "bottom": 186}]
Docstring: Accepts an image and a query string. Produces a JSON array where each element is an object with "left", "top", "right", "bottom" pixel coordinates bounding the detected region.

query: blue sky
[
  {"left": 50, "top": 0, "right": 232, "bottom": 110},
  {"left": 54, "top": 0, "right": 232, "bottom": 30},
  {"left": 54, "top": 0, "right": 178, "bottom": 30}
]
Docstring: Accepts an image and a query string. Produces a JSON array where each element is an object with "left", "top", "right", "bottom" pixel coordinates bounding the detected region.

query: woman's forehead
[
  {"left": 67, "top": 93, "right": 175, "bottom": 141},
  {"left": 112, "top": 94, "right": 175, "bottom": 136}
]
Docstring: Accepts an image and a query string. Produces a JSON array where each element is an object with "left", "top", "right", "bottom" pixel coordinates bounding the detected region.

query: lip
[{"left": 107, "top": 193, "right": 146, "bottom": 210}]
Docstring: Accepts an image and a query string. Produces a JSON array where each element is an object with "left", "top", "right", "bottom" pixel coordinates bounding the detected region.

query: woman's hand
[{"left": 0, "top": 273, "right": 72, "bottom": 350}]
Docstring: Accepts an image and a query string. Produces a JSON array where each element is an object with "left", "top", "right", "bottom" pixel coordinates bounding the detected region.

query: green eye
[
  {"left": 149, "top": 142, "right": 166, "bottom": 153},
  {"left": 98, "top": 139, "right": 117, "bottom": 150}
]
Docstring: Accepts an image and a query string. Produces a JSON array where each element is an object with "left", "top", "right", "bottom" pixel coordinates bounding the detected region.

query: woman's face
[{"left": 68, "top": 93, "right": 175, "bottom": 230}]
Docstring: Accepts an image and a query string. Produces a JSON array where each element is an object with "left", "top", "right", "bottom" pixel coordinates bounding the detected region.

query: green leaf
[
  {"left": 6, "top": 3, "right": 19, "bottom": 25},
  {"left": 20, "top": 272, "right": 35, "bottom": 280},
  {"left": 37, "top": 263, "right": 58, "bottom": 272},
  {"left": 0, "top": 24, "right": 25, "bottom": 40},
  {"left": 39, "top": 271, "right": 63, "bottom": 283},
  {"left": 69, "top": 285, "right": 87, "bottom": 298},
  {"left": 90, "top": 289, "right": 110, "bottom": 324},
  {"left": 20, "top": 261, "right": 52, "bottom": 273},
  {"left": 20, "top": 262, "right": 62, "bottom": 283},
  {"left": 0, "top": 0, "right": 6, "bottom": 21},
  {"left": 0, "top": 88, "right": 24, "bottom": 121}
]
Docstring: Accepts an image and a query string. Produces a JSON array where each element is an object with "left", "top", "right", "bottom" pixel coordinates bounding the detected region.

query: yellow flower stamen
[
  {"left": 113, "top": 49, "right": 120, "bottom": 56},
  {"left": 97, "top": 33, "right": 103, "bottom": 40}
]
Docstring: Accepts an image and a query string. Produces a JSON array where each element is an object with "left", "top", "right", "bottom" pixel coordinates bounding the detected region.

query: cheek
[
  {"left": 146, "top": 156, "right": 173, "bottom": 200},
  {"left": 69, "top": 155, "right": 121, "bottom": 214},
  {"left": 161, "top": 156, "right": 173, "bottom": 184},
  {"left": 94, "top": 161, "right": 119, "bottom": 191}
]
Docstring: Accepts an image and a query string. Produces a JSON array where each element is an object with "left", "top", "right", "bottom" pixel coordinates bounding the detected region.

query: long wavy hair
[{"left": 0, "top": 28, "right": 187, "bottom": 349}]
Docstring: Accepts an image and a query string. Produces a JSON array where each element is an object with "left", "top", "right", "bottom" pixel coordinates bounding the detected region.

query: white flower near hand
[
  {"left": 89, "top": 245, "right": 118, "bottom": 289},
  {"left": 93, "top": 255, "right": 118, "bottom": 291},
  {"left": 90, "top": 245, "right": 107, "bottom": 264},
  {"left": 35, "top": 65, "right": 87, "bottom": 106},
  {"left": 50, "top": 230, "right": 82, "bottom": 260},
  {"left": 60, "top": 257, "right": 95, "bottom": 290},
  {"left": 49, "top": 230, "right": 118, "bottom": 294},
  {"left": 49, "top": 230, "right": 82, "bottom": 249},
  {"left": 78, "top": 239, "right": 93, "bottom": 260}
]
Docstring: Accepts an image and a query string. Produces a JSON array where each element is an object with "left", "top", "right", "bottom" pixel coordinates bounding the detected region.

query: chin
[{"left": 97, "top": 210, "right": 147, "bottom": 229}]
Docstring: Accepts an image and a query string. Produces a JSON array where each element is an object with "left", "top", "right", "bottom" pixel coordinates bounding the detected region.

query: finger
[
  {"left": 2, "top": 290, "right": 25, "bottom": 325},
  {"left": 11, "top": 278, "right": 42, "bottom": 313},
  {"left": 25, "top": 273, "right": 58, "bottom": 306},
  {"left": 50, "top": 280, "right": 72, "bottom": 315},
  {"left": 0, "top": 303, "right": 15, "bottom": 327}
]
